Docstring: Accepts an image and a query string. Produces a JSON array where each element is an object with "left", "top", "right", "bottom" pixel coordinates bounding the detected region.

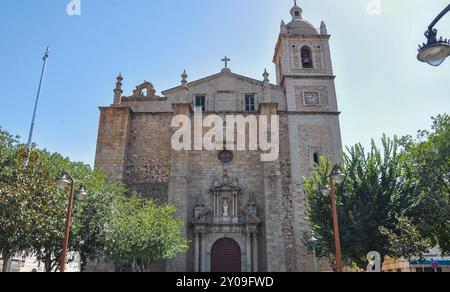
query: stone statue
[{"left": 223, "top": 200, "right": 229, "bottom": 217}]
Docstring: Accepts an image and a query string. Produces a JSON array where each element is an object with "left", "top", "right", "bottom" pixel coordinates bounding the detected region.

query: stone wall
[
  {"left": 278, "top": 114, "right": 297, "bottom": 271},
  {"left": 95, "top": 107, "right": 131, "bottom": 181},
  {"left": 124, "top": 112, "right": 173, "bottom": 203}
]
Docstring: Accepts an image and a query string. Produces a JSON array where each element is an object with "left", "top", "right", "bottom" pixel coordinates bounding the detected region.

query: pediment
[{"left": 162, "top": 71, "right": 281, "bottom": 95}]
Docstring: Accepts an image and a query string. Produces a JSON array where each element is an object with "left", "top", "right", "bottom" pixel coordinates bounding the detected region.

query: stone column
[
  {"left": 252, "top": 232, "right": 258, "bottom": 272},
  {"left": 166, "top": 103, "right": 192, "bottom": 272},
  {"left": 246, "top": 231, "right": 252, "bottom": 272},
  {"left": 259, "top": 103, "right": 287, "bottom": 272},
  {"left": 194, "top": 232, "right": 200, "bottom": 272},
  {"left": 200, "top": 231, "right": 207, "bottom": 272}
]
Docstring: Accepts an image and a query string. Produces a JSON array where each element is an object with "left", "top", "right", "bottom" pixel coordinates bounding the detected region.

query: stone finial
[
  {"left": 290, "top": 0, "right": 302, "bottom": 20},
  {"left": 245, "top": 192, "right": 258, "bottom": 220},
  {"left": 280, "top": 20, "right": 287, "bottom": 34},
  {"left": 181, "top": 70, "right": 188, "bottom": 87},
  {"left": 194, "top": 191, "right": 209, "bottom": 222},
  {"left": 248, "top": 192, "right": 256, "bottom": 207},
  {"left": 195, "top": 191, "right": 205, "bottom": 208},
  {"left": 263, "top": 69, "right": 270, "bottom": 83},
  {"left": 113, "top": 73, "right": 123, "bottom": 104},
  {"left": 320, "top": 21, "right": 328, "bottom": 35}
]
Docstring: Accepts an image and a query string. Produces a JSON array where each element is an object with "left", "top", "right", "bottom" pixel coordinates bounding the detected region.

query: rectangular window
[
  {"left": 245, "top": 95, "right": 256, "bottom": 112},
  {"left": 310, "top": 147, "right": 323, "bottom": 169},
  {"left": 195, "top": 96, "right": 206, "bottom": 112}
]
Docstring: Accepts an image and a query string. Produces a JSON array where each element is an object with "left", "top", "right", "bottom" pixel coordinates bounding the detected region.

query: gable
[
  {"left": 162, "top": 71, "right": 281, "bottom": 95},
  {"left": 162, "top": 72, "right": 283, "bottom": 112}
]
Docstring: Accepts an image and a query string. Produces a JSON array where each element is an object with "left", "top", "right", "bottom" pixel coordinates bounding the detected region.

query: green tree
[
  {"left": 304, "top": 136, "right": 419, "bottom": 268},
  {"left": 380, "top": 214, "right": 431, "bottom": 271},
  {"left": 23, "top": 150, "right": 70, "bottom": 272},
  {"left": 401, "top": 114, "right": 450, "bottom": 254},
  {"left": 104, "top": 195, "right": 189, "bottom": 272},
  {"left": 71, "top": 181, "right": 128, "bottom": 270},
  {"left": 0, "top": 129, "right": 28, "bottom": 272},
  {"left": 1, "top": 127, "right": 189, "bottom": 272}
]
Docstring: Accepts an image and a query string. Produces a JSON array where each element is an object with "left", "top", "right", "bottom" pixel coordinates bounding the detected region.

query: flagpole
[{"left": 26, "top": 46, "right": 50, "bottom": 161}]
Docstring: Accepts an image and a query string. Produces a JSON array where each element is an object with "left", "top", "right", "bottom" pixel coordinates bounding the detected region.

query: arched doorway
[{"left": 211, "top": 238, "right": 241, "bottom": 272}]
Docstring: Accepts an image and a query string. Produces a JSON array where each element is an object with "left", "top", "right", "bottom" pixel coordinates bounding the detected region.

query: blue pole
[{"left": 26, "top": 46, "right": 50, "bottom": 160}]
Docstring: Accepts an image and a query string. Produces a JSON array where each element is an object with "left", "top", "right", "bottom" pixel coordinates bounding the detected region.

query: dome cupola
[
  {"left": 283, "top": 1, "right": 318, "bottom": 35},
  {"left": 290, "top": 0, "right": 303, "bottom": 20}
]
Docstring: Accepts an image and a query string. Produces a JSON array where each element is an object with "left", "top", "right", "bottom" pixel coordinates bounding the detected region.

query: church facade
[{"left": 93, "top": 2, "right": 342, "bottom": 272}]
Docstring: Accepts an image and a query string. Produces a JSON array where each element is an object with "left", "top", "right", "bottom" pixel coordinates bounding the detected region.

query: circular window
[{"left": 218, "top": 151, "right": 234, "bottom": 164}]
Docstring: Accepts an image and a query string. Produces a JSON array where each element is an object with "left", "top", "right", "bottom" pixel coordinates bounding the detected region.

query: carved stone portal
[{"left": 192, "top": 171, "right": 261, "bottom": 272}]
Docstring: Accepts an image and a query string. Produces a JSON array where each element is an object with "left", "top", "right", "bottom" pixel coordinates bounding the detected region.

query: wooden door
[{"left": 211, "top": 238, "right": 241, "bottom": 272}]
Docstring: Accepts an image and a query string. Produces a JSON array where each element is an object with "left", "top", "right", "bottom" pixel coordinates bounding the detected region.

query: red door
[{"left": 211, "top": 238, "right": 241, "bottom": 272}]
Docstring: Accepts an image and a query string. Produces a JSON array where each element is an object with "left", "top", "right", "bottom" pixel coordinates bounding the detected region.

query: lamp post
[
  {"left": 321, "top": 163, "right": 346, "bottom": 272},
  {"left": 308, "top": 236, "right": 318, "bottom": 272},
  {"left": 417, "top": 4, "right": 450, "bottom": 66},
  {"left": 56, "top": 171, "right": 87, "bottom": 272}
]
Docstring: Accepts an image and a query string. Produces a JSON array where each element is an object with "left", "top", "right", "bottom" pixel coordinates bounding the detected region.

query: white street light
[
  {"left": 76, "top": 185, "right": 87, "bottom": 200},
  {"left": 331, "top": 165, "right": 346, "bottom": 185},
  {"left": 56, "top": 173, "right": 71, "bottom": 190},
  {"left": 321, "top": 185, "right": 331, "bottom": 197}
]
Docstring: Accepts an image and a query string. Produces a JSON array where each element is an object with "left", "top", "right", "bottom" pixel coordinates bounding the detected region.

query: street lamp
[
  {"left": 56, "top": 171, "right": 87, "bottom": 272},
  {"left": 321, "top": 163, "right": 346, "bottom": 272},
  {"left": 308, "top": 236, "right": 318, "bottom": 273},
  {"left": 418, "top": 4, "right": 450, "bottom": 66}
]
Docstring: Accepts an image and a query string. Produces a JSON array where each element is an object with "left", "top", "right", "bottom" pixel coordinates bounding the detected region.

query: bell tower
[
  {"left": 274, "top": 1, "right": 343, "bottom": 271},
  {"left": 273, "top": 0, "right": 340, "bottom": 137},
  {"left": 274, "top": 1, "right": 334, "bottom": 85}
]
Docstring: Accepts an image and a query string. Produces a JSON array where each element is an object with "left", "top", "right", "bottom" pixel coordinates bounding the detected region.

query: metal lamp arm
[{"left": 428, "top": 4, "right": 450, "bottom": 30}]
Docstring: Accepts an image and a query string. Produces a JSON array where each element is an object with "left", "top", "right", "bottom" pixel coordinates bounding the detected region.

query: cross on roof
[{"left": 222, "top": 56, "right": 231, "bottom": 69}]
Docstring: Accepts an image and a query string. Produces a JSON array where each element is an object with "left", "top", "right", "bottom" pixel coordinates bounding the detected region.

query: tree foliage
[
  {"left": 0, "top": 129, "right": 28, "bottom": 271},
  {"left": 304, "top": 135, "right": 421, "bottom": 268},
  {"left": 401, "top": 114, "right": 450, "bottom": 254},
  {"left": 380, "top": 214, "right": 431, "bottom": 263},
  {"left": 304, "top": 115, "right": 450, "bottom": 269},
  {"left": 0, "top": 127, "right": 188, "bottom": 272},
  {"left": 104, "top": 195, "right": 189, "bottom": 271}
]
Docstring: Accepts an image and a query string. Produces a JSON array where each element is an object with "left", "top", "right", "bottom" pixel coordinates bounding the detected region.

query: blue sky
[{"left": 0, "top": 0, "right": 449, "bottom": 165}]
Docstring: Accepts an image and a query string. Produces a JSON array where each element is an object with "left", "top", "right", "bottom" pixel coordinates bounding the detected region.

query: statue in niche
[{"left": 223, "top": 200, "right": 229, "bottom": 217}]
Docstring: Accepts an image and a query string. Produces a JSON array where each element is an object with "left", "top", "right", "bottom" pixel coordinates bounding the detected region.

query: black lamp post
[{"left": 418, "top": 4, "right": 450, "bottom": 66}]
